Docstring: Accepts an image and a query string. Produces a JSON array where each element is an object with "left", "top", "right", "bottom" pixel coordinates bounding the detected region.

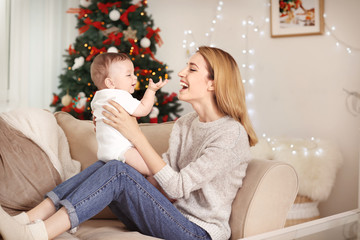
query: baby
[{"left": 90, "top": 52, "right": 167, "bottom": 176}]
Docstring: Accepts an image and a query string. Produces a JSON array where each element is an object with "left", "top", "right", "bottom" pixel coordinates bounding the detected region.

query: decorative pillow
[
  {"left": 54, "top": 112, "right": 98, "bottom": 170},
  {"left": 0, "top": 118, "right": 61, "bottom": 215}
]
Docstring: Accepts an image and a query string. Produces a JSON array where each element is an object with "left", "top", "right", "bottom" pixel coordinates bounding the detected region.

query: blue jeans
[{"left": 46, "top": 160, "right": 211, "bottom": 240}]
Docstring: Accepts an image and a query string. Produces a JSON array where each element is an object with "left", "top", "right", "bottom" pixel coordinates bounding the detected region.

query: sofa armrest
[{"left": 230, "top": 159, "right": 298, "bottom": 239}]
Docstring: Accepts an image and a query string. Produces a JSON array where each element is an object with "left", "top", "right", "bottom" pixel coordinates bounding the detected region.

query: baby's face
[{"left": 108, "top": 60, "right": 137, "bottom": 93}]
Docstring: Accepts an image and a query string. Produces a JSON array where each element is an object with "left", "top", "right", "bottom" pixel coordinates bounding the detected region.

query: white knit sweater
[{"left": 154, "top": 112, "right": 251, "bottom": 240}]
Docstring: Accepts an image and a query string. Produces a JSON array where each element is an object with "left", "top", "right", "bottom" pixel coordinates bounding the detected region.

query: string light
[
  {"left": 183, "top": 1, "right": 224, "bottom": 57},
  {"left": 241, "top": 11, "right": 270, "bottom": 119},
  {"left": 257, "top": 134, "right": 321, "bottom": 157},
  {"left": 323, "top": 14, "right": 360, "bottom": 54}
]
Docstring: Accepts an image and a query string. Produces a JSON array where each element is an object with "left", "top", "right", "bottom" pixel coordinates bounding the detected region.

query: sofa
[{"left": 0, "top": 108, "right": 299, "bottom": 240}]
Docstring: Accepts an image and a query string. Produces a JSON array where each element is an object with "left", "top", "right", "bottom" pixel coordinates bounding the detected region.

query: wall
[{"left": 146, "top": 0, "right": 360, "bottom": 217}]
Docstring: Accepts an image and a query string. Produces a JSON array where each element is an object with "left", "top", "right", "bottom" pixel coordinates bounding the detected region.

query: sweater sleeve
[{"left": 154, "top": 122, "right": 251, "bottom": 199}]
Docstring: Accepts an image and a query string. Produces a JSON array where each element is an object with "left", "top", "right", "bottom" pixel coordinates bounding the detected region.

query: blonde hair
[
  {"left": 197, "top": 46, "right": 258, "bottom": 146},
  {"left": 90, "top": 52, "right": 130, "bottom": 89}
]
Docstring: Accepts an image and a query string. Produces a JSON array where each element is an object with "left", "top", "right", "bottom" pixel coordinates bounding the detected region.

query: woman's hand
[
  {"left": 92, "top": 111, "right": 96, "bottom": 132},
  {"left": 104, "top": 100, "right": 167, "bottom": 175},
  {"left": 102, "top": 100, "right": 141, "bottom": 142}
]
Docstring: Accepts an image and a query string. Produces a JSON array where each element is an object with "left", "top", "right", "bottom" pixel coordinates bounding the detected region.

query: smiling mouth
[{"left": 180, "top": 82, "right": 189, "bottom": 89}]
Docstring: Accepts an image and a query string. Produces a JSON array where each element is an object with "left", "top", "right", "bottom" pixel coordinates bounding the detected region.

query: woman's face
[{"left": 178, "top": 52, "right": 214, "bottom": 104}]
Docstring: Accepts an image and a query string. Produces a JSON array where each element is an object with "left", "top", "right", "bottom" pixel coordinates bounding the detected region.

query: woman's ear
[
  {"left": 207, "top": 80, "right": 215, "bottom": 91},
  {"left": 104, "top": 78, "right": 115, "bottom": 89}
]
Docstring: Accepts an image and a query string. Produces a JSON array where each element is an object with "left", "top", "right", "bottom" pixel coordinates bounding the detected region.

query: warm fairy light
[
  {"left": 84, "top": 43, "right": 88, "bottom": 47},
  {"left": 68, "top": 67, "right": 71, "bottom": 70},
  {"left": 158, "top": 68, "right": 161, "bottom": 71},
  {"left": 87, "top": 83, "right": 91, "bottom": 86},
  {"left": 152, "top": 72, "right": 156, "bottom": 75},
  {"left": 323, "top": 14, "right": 360, "bottom": 54},
  {"left": 183, "top": 0, "right": 224, "bottom": 55}
]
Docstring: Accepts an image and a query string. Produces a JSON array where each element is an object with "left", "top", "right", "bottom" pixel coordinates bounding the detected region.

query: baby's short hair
[{"left": 90, "top": 52, "right": 130, "bottom": 89}]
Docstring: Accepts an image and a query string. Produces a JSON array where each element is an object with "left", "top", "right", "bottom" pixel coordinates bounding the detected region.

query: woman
[{"left": 0, "top": 46, "right": 257, "bottom": 240}]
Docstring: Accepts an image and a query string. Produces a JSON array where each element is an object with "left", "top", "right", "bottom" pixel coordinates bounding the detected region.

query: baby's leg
[{"left": 124, "top": 148, "right": 151, "bottom": 176}]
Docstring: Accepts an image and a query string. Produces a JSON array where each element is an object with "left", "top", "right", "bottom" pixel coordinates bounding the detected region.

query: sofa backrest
[{"left": 54, "top": 111, "right": 174, "bottom": 170}]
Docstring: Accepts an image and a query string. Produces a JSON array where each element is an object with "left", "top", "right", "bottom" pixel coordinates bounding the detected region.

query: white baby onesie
[{"left": 91, "top": 89, "right": 140, "bottom": 162}]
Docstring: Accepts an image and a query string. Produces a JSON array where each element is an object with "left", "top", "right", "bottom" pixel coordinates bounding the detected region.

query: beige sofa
[{"left": 0, "top": 109, "right": 298, "bottom": 240}]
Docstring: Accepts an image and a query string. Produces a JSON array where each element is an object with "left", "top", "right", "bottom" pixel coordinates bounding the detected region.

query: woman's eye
[{"left": 189, "top": 68, "right": 196, "bottom": 72}]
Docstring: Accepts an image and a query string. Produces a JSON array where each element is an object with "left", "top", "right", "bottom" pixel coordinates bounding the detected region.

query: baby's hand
[{"left": 148, "top": 78, "right": 168, "bottom": 92}]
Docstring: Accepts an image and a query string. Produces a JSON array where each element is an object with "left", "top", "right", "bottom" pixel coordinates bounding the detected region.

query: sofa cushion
[
  {"left": 75, "top": 220, "right": 161, "bottom": 240},
  {"left": 0, "top": 117, "right": 61, "bottom": 215}
]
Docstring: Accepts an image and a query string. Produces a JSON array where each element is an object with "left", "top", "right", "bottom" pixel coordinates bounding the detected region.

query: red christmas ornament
[
  {"left": 162, "top": 115, "right": 169, "bottom": 122},
  {"left": 51, "top": 94, "right": 59, "bottom": 105}
]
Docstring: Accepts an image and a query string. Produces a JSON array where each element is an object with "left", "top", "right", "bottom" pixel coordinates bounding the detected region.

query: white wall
[{"left": 146, "top": 0, "right": 360, "bottom": 217}]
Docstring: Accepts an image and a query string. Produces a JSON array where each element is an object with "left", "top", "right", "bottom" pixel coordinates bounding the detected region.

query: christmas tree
[{"left": 51, "top": 0, "right": 182, "bottom": 123}]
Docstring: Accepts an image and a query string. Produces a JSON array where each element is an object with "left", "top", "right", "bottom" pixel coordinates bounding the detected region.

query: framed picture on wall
[{"left": 270, "top": 0, "right": 324, "bottom": 37}]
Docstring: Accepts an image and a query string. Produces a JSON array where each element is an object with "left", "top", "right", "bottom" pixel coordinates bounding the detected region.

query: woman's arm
[{"left": 102, "top": 100, "right": 166, "bottom": 175}]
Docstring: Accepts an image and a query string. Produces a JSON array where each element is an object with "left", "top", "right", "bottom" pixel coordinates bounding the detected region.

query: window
[{"left": 0, "top": 0, "right": 10, "bottom": 107}]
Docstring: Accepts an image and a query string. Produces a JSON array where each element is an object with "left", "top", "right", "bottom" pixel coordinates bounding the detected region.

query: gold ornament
[
  {"left": 123, "top": 26, "right": 137, "bottom": 41},
  {"left": 61, "top": 93, "right": 72, "bottom": 106},
  {"left": 135, "top": 81, "right": 140, "bottom": 90}
]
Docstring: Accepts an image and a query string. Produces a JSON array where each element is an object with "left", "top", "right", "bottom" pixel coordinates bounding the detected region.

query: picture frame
[{"left": 270, "top": 0, "right": 324, "bottom": 37}]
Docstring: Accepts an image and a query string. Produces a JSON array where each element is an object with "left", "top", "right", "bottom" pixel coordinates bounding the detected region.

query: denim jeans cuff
[
  {"left": 45, "top": 191, "right": 61, "bottom": 210},
  {"left": 59, "top": 199, "right": 80, "bottom": 230}
]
